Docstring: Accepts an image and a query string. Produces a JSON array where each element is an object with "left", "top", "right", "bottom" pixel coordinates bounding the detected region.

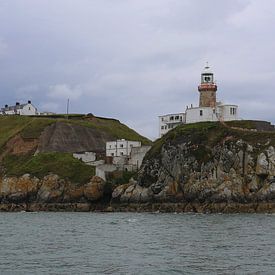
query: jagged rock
[
  {"left": 83, "top": 176, "right": 105, "bottom": 202},
  {"left": 0, "top": 175, "right": 39, "bottom": 203},
  {"left": 113, "top": 123, "right": 275, "bottom": 206},
  {"left": 256, "top": 153, "right": 269, "bottom": 176},
  {"left": 37, "top": 174, "right": 65, "bottom": 203}
]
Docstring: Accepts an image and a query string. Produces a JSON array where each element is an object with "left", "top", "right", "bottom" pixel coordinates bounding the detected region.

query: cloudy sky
[{"left": 0, "top": 0, "right": 275, "bottom": 139}]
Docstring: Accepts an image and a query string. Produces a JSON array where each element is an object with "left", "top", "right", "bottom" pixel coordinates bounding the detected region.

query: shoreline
[{"left": 1, "top": 202, "right": 275, "bottom": 213}]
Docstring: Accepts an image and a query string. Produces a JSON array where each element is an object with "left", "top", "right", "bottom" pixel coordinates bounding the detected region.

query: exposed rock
[
  {"left": 112, "top": 124, "right": 275, "bottom": 209},
  {"left": 37, "top": 121, "right": 113, "bottom": 153},
  {"left": 83, "top": 176, "right": 105, "bottom": 201}
]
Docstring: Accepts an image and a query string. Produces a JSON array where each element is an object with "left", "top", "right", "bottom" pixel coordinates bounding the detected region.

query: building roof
[
  {"left": 159, "top": 112, "right": 185, "bottom": 117},
  {"left": 202, "top": 62, "right": 213, "bottom": 74},
  {"left": 1, "top": 102, "right": 36, "bottom": 112},
  {"left": 1, "top": 103, "right": 28, "bottom": 112}
]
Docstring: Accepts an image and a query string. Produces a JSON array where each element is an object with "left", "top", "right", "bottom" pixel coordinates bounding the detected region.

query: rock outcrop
[
  {"left": 112, "top": 122, "right": 275, "bottom": 212},
  {"left": 0, "top": 175, "right": 108, "bottom": 208}
]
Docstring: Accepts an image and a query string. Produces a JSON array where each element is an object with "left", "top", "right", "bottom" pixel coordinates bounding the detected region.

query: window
[
  {"left": 120, "top": 144, "right": 124, "bottom": 148},
  {"left": 170, "top": 116, "right": 174, "bottom": 121},
  {"left": 175, "top": 116, "right": 179, "bottom": 120},
  {"left": 230, "top": 108, "right": 236, "bottom": 115},
  {"left": 109, "top": 145, "right": 112, "bottom": 149},
  {"left": 121, "top": 152, "right": 124, "bottom": 156},
  {"left": 111, "top": 153, "right": 114, "bottom": 156},
  {"left": 204, "top": 76, "right": 211, "bottom": 82},
  {"left": 161, "top": 126, "right": 164, "bottom": 130},
  {"left": 213, "top": 109, "right": 216, "bottom": 114},
  {"left": 200, "top": 110, "right": 203, "bottom": 116},
  {"left": 161, "top": 118, "right": 164, "bottom": 121},
  {"left": 28, "top": 107, "right": 31, "bottom": 110},
  {"left": 165, "top": 126, "right": 167, "bottom": 129}
]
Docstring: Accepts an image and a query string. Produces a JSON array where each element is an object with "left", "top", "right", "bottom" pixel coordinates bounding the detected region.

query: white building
[
  {"left": 159, "top": 113, "right": 186, "bottom": 136},
  {"left": 159, "top": 64, "right": 239, "bottom": 137},
  {"left": 0, "top": 101, "right": 38, "bottom": 116},
  {"left": 106, "top": 139, "right": 141, "bottom": 157}
]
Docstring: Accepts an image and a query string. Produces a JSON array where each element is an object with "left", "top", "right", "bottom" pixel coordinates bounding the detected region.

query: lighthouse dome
[{"left": 202, "top": 62, "right": 213, "bottom": 74}]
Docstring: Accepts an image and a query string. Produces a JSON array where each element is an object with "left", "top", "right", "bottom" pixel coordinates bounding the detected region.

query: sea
[{"left": 0, "top": 212, "right": 274, "bottom": 274}]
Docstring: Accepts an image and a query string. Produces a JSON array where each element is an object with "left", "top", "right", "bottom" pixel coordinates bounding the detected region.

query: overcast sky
[{"left": 0, "top": 0, "right": 275, "bottom": 139}]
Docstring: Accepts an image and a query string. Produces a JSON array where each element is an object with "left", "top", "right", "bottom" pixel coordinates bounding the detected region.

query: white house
[
  {"left": 159, "top": 64, "right": 239, "bottom": 137},
  {"left": 0, "top": 101, "right": 38, "bottom": 116},
  {"left": 159, "top": 113, "right": 186, "bottom": 136},
  {"left": 106, "top": 139, "right": 141, "bottom": 157}
]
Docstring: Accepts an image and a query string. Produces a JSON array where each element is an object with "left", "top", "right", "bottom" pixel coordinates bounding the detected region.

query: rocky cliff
[
  {"left": 0, "top": 174, "right": 111, "bottom": 211},
  {"left": 112, "top": 121, "right": 275, "bottom": 213}
]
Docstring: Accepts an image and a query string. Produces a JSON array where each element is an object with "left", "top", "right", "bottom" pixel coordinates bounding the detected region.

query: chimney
[
  {"left": 5, "top": 104, "right": 8, "bottom": 108},
  {"left": 16, "top": 102, "right": 20, "bottom": 106},
  {"left": 28, "top": 100, "right": 31, "bottom": 104}
]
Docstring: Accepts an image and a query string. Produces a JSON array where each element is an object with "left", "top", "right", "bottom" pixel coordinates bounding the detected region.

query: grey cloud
[{"left": 0, "top": 0, "right": 274, "bottom": 139}]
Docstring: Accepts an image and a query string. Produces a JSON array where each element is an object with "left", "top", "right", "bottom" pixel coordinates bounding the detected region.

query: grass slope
[
  {"left": 146, "top": 121, "right": 275, "bottom": 161},
  {"left": 3, "top": 153, "right": 95, "bottom": 184},
  {"left": 0, "top": 115, "right": 151, "bottom": 183}
]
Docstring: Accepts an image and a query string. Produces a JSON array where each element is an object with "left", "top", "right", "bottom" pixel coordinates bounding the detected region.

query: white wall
[
  {"left": 129, "top": 146, "right": 151, "bottom": 168},
  {"left": 106, "top": 140, "right": 141, "bottom": 157},
  {"left": 186, "top": 107, "right": 218, "bottom": 124},
  {"left": 96, "top": 164, "right": 117, "bottom": 181},
  {"left": 73, "top": 152, "right": 96, "bottom": 163},
  {"left": 218, "top": 105, "right": 238, "bottom": 121},
  {"left": 20, "top": 104, "right": 37, "bottom": 115},
  {"left": 159, "top": 113, "right": 185, "bottom": 137}
]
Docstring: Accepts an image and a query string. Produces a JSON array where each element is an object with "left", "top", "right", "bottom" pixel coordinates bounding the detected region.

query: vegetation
[
  {"left": 111, "top": 171, "right": 137, "bottom": 185},
  {"left": 20, "top": 118, "right": 55, "bottom": 139},
  {"left": 2, "top": 152, "right": 95, "bottom": 184},
  {"left": 0, "top": 114, "right": 150, "bottom": 182},
  {"left": 146, "top": 121, "right": 275, "bottom": 161},
  {"left": 71, "top": 116, "right": 151, "bottom": 145},
  {"left": 0, "top": 116, "right": 31, "bottom": 149}
]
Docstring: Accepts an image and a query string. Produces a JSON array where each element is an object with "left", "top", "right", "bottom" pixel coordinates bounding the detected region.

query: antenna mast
[{"left": 66, "top": 98, "right": 69, "bottom": 119}]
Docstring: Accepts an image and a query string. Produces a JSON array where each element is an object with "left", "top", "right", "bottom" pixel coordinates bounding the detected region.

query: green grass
[
  {"left": 0, "top": 116, "right": 31, "bottom": 149},
  {"left": 2, "top": 152, "right": 95, "bottom": 184},
  {"left": 69, "top": 116, "right": 151, "bottom": 145},
  {"left": 20, "top": 118, "right": 55, "bottom": 139},
  {"left": 146, "top": 121, "right": 275, "bottom": 161},
  {"left": 0, "top": 115, "right": 150, "bottom": 182},
  {"left": 225, "top": 120, "right": 255, "bottom": 129},
  {"left": 145, "top": 122, "right": 219, "bottom": 160}
]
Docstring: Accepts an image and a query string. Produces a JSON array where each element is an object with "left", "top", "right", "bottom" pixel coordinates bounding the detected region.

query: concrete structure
[
  {"left": 159, "top": 64, "right": 239, "bottom": 137},
  {"left": 106, "top": 139, "right": 141, "bottom": 157},
  {"left": 159, "top": 113, "right": 186, "bottom": 136},
  {"left": 96, "top": 164, "right": 117, "bottom": 181},
  {"left": 0, "top": 101, "right": 38, "bottom": 116},
  {"left": 129, "top": 146, "right": 152, "bottom": 169},
  {"left": 73, "top": 152, "right": 96, "bottom": 163}
]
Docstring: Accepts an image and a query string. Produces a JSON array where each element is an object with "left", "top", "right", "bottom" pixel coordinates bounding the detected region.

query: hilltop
[
  {"left": 0, "top": 114, "right": 151, "bottom": 184},
  {"left": 112, "top": 120, "right": 275, "bottom": 213}
]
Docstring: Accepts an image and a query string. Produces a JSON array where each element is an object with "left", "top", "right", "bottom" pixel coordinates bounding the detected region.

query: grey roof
[{"left": 1, "top": 103, "right": 28, "bottom": 112}]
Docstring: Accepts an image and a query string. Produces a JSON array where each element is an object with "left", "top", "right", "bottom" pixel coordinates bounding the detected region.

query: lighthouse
[
  {"left": 198, "top": 63, "right": 217, "bottom": 108},
  {"left": 158, "top": 63, "right": 239, "bottom": 137}
]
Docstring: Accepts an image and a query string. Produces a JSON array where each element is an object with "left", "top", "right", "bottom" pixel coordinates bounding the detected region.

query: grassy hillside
[
  {"left": 145, "top": 121, "right": 275, "bottom": 161},
  {"left": 3, "top": 153, "right": 95, "bottom": 184},
  {"left": 0, "top": 115, "right": 151, "bottom": 149},
  {"left": 0, "top": 114, "right": 151, "bottom": 183}
]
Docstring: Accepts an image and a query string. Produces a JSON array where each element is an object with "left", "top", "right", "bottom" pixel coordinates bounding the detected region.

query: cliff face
[
  {"left": 37, "top": 121, "right": 112, "bottom": 153},
  {"left": 112, "top": 122, "right": 275, "bottom": 211},
  {"left": 0, "top": 174, "right": 110, "bottom": 211}
]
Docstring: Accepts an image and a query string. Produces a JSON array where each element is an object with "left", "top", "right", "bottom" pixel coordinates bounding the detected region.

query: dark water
[{"left": 0, "top": 212, "right": 275, "bottom": 274}]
